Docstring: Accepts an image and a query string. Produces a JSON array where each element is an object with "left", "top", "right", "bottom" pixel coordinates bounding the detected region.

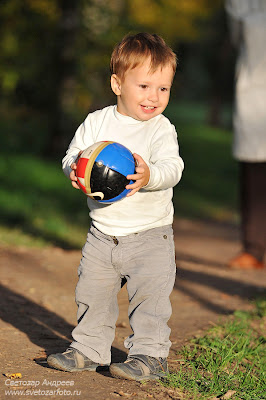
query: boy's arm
[
  {"left": 62, "top": 117, "right": 95, "bottom": 179},
  {"left": 62, "top": 122, "right": 86, "bottom": 179},
  {"left": 127, "top": 122, "right": 184, "bottom": 194}
]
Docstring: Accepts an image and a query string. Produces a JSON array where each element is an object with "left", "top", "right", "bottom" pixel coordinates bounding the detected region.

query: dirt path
[{"left": 0, "top": 218, "right": 265, "bottom": 400}]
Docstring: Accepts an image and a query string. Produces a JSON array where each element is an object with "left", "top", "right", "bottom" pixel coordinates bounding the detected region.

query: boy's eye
[
  {"left": 139, "top": 84, "right": 148, "bottom": 89},
  {"left": 160, "top": 87, "right": 168, "bottom": 92}
]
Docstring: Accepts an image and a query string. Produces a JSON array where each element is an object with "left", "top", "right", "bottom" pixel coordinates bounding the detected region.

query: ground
[{"left": 0, "top": 218, "right": 265, "bottom": 400}]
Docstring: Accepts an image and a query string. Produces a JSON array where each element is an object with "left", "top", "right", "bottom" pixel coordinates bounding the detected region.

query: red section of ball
[
  {"left": 76, "top": 178, "right": 87, "bottom": 194},
  {"left": 76, "top": 157, "right": 88, "bottom": 179}
]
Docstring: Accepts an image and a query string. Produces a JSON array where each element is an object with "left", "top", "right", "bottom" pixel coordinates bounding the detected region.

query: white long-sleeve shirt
[{"left": 62, "top": 105, "right": 184, "bottom": 236}]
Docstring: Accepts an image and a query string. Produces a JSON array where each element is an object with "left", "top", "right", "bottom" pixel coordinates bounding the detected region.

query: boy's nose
[{"left": 147, "top": 89, "right": 159, "bottom": 102}]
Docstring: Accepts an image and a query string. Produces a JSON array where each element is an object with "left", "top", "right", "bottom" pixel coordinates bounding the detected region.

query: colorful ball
[{"left": 76, "top": 141, "right": 135, "bottom": 204}]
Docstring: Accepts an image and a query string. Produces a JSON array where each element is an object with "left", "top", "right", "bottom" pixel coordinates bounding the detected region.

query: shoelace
[
  {"left": 125, "top": 358, "right": 139, "bottom": 366},
  {"left": 63, "top": 349, "right": 73, "bottom": 355}
]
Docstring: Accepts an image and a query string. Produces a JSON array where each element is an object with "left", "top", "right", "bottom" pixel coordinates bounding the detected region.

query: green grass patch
[
  {"left": 165, "top": 104, "right": 238, "bottom": 222},
  {"left": 164, "top": 298, "right": 266, "bottom": 400},
  {"left": 0, "top": 154, "right": 89, "bottom": 249}
]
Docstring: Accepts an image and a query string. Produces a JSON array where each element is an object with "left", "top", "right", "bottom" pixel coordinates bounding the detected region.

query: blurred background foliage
[
  {"left": 0, "top": 0, "right": 239, "bottom": 248},
  {"left": 0, "top": 0, "right": 234, "bottom": 155}
]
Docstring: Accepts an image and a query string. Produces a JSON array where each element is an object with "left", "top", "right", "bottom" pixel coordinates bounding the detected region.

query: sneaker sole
[
  {"left": 47, "top": 356, "right": 108, "bottom": 372},
  {"left": 109, "top": 364, "right": 167, "bottom": 381}
]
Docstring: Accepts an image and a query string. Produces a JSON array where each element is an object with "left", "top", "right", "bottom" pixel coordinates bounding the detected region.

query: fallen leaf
[
  {"left": 114, "top": 391, "right": 131, "bottom": 397},
  {"left": 119, "top": 391, "right": 130, "bottom": 397},
  {"left": 221, "top": 390, "right": 237, "bottom": 399},
  {"left": 169, "top": 359, "right": 185, "bottom": 364},
  {"left": 4, "top": 373, "right": 22, "bottom": 379}
]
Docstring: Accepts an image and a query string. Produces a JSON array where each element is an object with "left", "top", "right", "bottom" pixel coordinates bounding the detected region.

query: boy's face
[{"left": 111, "top": 58, "right": 173, "bottom": 121}]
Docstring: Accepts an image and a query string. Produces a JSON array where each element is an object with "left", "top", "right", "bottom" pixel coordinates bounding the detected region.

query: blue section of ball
[
  {"left": 95, "top": 143, "right": 135, "bottom": 176},
  {"left": 93, "top": 142, "right": 135, "bottom": 204}
]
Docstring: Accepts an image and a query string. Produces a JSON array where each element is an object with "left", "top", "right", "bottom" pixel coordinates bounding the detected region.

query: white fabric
[
  {"left": 62, "top": 105, "right": 184, "bottom": 236},
  {"left": 225, "top": 0, "right": 266, "bottom": 161}
]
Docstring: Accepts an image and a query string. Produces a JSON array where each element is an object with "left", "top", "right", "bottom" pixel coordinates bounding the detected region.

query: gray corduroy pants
[{"left": 70, "top": 223, "right": 176, "bottom": 364}]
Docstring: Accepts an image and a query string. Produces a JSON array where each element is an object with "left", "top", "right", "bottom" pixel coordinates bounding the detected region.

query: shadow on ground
[{"left": 0, "top": 284, "right": 127, "bottom": 365}]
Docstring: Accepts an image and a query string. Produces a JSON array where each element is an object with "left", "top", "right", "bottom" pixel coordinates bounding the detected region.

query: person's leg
[
  {"left": 124, "top": 226, "right": 176, "bottom": 358},
  {"left": 47, "top": 225, "right": 122, "bottom": 371},
  {"left": 230, "top": 162, "right": 266, "bottom": 268},
  {"left": 110, "top": 225, "right": 176, "bottom": 380},
  {"left": 70, "top": 225, "right": 122, "bottom": 364},
  {"left": 242, "top": 162, "right": 266, "bottom": 261}
]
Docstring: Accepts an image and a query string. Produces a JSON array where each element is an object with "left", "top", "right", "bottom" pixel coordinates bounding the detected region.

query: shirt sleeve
[
  {"left": 62, "top": 114, "right": 95, "bottom": 178},
  {"left": 145, "top": 120, "right": 184, "bottom": 191}
]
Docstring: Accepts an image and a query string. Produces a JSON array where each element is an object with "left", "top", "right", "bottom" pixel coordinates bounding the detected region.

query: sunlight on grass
[
  {"left": 0, "top": 226, "right": 48, "bottom": 248},
  {"left": 164, "top": 299, "right": 266, "bottom": 400},
  {"left": 173, "top": 124, "right": 238, "bottom": 222},
  {"left": 0, "top": 154, "right": 89, "bottom": 248}
]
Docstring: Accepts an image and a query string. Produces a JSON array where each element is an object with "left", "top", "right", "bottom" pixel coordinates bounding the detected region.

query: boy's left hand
[{"left": 126, "top": 153, "right": 150, "bottom": 197}]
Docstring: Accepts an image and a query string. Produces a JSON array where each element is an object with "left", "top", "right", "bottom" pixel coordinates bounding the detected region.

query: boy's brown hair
[{"left": 110, "top": 32, "right": 177, "bottom": 81}]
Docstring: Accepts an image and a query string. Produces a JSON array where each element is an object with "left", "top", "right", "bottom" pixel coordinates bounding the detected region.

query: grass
[
  {"left": 0, "top": 154, "right": 89, "bottom": 248},
  {"left": 165, "top": 102, "right": 238, "bottom": 222},
  {"left": 173, "top": 123, "right": 238, "bottom": 221},
  {"left": 0, "top": 102, "right": 238, "bottom": 248},
  {"left": 163, "top": 297, "right": 266, "bottom": 400}
]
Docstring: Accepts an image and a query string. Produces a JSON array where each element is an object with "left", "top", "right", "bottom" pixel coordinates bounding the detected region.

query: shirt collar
[{"left": 113, "top": 105, "right": 144, "bottom": 125}]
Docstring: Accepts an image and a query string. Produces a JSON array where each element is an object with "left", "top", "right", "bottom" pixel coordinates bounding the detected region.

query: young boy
[{"left": 47, "top": 32, "right": 184, "bottom": 381}]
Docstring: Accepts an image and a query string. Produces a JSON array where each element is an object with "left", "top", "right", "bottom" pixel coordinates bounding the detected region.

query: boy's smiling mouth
[{"left": 141, "top": 105, "right": 157, "bottom": 112}]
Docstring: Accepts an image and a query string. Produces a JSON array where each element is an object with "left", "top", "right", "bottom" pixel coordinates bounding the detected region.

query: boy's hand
[
  {"left": 70, "top": 151, "right": 82, "bottom": 189},
  {"left": 126, "top": 153, "right": 150, "bottom": 197}
]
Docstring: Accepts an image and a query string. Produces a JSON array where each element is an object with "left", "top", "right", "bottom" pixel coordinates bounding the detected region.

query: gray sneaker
[
  {"left": 109, "top": 354, "right": 168, "bottom": 381},
  {"left": 47, "top": 348, "right": 109, "bottom": 372}
]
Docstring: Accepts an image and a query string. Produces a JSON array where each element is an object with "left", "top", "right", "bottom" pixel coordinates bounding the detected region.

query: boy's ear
[{"left": 111, "top": 74, "right": 121, "bottom": 95}]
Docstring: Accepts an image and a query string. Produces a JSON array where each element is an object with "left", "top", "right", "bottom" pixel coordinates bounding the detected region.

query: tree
[{"left": 0, "top": 0, "right": 227, "bottom": 156}]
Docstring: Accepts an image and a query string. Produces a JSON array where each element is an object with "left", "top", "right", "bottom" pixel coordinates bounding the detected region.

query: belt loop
[{"left": 112, "top": 236, "right": 118, "bottom": 245}]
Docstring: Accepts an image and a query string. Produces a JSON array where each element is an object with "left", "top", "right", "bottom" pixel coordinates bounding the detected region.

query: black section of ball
[{"left": 91, "top": 162, "right": 130, "bottom": 201}]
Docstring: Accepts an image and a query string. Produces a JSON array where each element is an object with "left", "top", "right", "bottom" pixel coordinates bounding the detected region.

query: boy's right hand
[{"left": 70, "top": 151, "right": 82, "bottom": 189}]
